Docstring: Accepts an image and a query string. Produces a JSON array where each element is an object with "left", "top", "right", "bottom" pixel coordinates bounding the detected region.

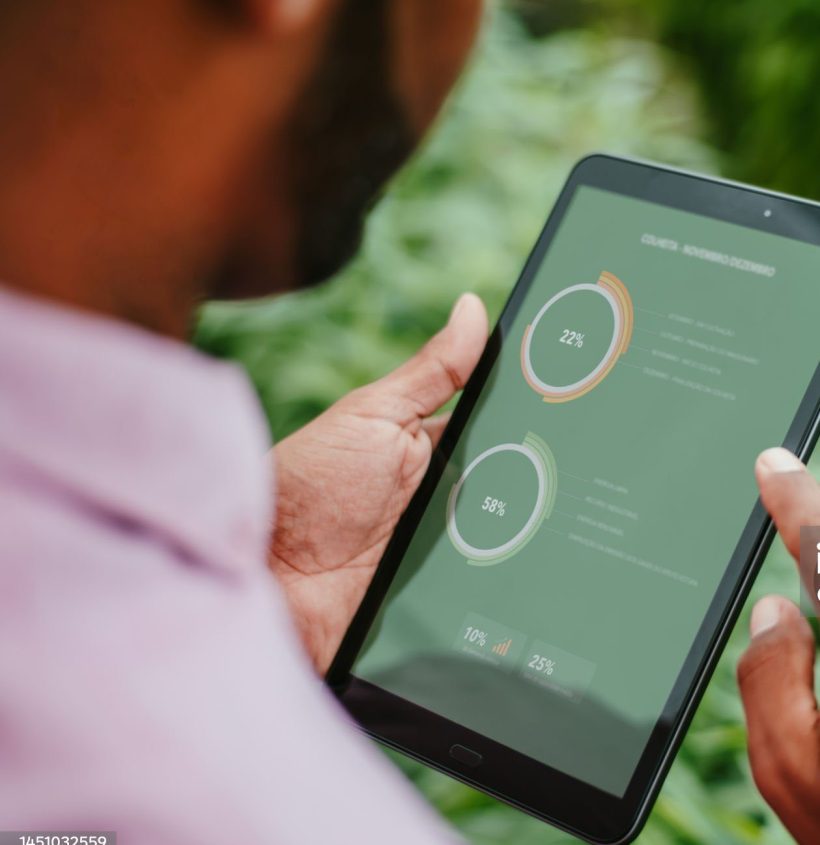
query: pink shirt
[{"left": 0, "top": 288, "right": 456, "bottom": 844}]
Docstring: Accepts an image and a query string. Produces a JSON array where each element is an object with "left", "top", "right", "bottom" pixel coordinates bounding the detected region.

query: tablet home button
[{"left": 449, "top": 744, "right": 483, "bottom": 767}]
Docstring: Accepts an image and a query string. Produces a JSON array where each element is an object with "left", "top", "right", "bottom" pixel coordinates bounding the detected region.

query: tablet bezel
[{"left": 326, "top": 155, "right": 820, "bottom": 844}]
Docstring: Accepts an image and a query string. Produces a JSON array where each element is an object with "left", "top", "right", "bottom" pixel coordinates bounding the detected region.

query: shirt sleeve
[{"left": 0, "top": 480, "right": 461, "bottom": 845}]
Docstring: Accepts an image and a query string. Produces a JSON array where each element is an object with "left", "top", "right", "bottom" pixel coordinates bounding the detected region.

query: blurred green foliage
[
  {"left": 195, "top": 4, "right": 818, "bottom": 843},
  {"left": 622, "top": 0, "right": 820, "bottom": 197}
]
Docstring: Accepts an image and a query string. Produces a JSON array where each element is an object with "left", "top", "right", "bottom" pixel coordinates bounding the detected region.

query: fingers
[
  {"left": 737, "top": 596, "right": 818, "bottom": 816},
  {"left": 375, "top": 293, "right": 488, "bottom": 423},
  {"left": 755, "top": 448, "right": 820, "bottom": 560},
  {"left": 421, "top": 412, "right": 451, "bottom": 448}
]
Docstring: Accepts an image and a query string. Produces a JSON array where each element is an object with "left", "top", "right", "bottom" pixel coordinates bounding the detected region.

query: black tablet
[{"left": 327, "top": 155, "right": 820, "bottom": 844}]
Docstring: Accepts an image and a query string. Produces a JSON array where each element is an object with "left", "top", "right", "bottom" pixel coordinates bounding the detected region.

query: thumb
[
  {"left": 375, "top": 293, "right": 489, "bottom": 422},
  {"left": 755, "top": 448, "right": 820, "bottom": 561},
  {"left": 737, "top": 596, "right": 818, "bottom": 798}
]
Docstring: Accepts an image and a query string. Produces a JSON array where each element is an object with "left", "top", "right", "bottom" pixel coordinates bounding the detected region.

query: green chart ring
[{"left": 446, "top": 432, "right": 557, "bottom": 566}]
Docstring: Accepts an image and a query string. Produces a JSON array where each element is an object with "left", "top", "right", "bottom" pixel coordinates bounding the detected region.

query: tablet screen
[{"left": 352, "top": 185, "right": 819, "bottom": 797}]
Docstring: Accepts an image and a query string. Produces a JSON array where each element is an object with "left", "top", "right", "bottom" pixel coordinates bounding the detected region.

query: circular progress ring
[
  {"left": 446, "top": 432, "right": 557, "bottom": 566},
  {"left": 520, "top": 271, "right": 633, "bottom": 402}
]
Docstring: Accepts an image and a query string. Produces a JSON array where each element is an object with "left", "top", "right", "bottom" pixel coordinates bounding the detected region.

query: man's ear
[{"left": 243, "top": 0, "right": 334, "bottom": 34}]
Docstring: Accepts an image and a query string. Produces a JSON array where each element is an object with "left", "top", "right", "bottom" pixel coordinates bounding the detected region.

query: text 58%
[{"left": 482, "top": 497, "right": 507, "bottom": 517}]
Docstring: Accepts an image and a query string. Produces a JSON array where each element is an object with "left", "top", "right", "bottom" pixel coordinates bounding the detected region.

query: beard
[
  {"left": 208, "top": 0, "right": 417, "bottom": 299},
  {"left": 287, "top": 0, "right": 417, "bottom": 288}
]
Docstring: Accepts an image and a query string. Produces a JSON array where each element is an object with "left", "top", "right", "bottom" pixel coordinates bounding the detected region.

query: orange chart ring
[{"left": 520, "top": 271, "right": 633, "bottom": 403}]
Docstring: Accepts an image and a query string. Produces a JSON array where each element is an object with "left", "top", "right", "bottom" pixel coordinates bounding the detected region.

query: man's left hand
[{"left": 268, "top": 293, "right": 488, "bottom": 673}]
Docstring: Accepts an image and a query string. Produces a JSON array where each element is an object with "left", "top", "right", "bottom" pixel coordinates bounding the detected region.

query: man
[{"left": 0, "top": 1, "right": 816, "bottom": 842}]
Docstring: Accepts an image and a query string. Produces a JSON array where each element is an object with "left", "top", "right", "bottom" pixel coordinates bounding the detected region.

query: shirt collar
[{"left": 0, "top": 287, "right": 273, "bottom": 574}]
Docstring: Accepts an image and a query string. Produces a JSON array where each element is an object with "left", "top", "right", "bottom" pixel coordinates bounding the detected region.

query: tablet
[{"left": 327, "top": 155, "right": 820, "bottom": 844}]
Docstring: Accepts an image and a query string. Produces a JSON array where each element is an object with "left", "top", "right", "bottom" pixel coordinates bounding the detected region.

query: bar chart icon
[
  {"left": 455, "top": 612, "right": 526, "bottom": 670},
  {"left": 492, "top": 638, "right": 513, "bottom": 657}
]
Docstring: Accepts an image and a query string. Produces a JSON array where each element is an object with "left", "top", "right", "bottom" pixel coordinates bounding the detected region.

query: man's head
[{"left": 0, "top": 0, "right": 482, "bottom": 334}]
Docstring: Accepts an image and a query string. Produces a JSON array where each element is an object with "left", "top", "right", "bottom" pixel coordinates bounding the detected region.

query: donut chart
[
  {"left": 447, "top": 432, "right": 557, "bottom": 566},
  {"left": 521, "top": 271, "right": 633, "bottom": 402}
]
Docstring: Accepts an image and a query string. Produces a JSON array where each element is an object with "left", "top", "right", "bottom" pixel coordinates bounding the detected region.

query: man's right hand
[{"left": 737, "top": 447, "right": 820, "bottom": 844}]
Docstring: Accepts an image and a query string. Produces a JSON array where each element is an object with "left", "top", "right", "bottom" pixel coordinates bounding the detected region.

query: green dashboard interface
[{"left": 354, "top": 186, "right": 820, "bottom": 796}]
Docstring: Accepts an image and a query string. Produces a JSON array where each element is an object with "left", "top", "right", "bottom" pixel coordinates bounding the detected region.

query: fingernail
[
  {"left": 756, "top": 447, "right": 803, "bottom": 476},
  {"left": 750, "top": 596, "right": 782, "bottom": 637},
  {"left": 448, "top": 294, "right": 470, "bottom": 324}
]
